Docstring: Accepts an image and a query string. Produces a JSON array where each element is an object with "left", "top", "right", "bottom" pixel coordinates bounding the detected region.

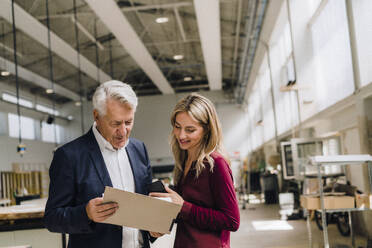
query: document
[{"left": 102, "top": 186, "right": 182, "bottom": 234}]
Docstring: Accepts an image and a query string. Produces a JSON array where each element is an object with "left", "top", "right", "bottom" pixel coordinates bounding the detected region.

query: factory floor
[{"left": 151, "top": 196, "right": 368, "bottom": 248}]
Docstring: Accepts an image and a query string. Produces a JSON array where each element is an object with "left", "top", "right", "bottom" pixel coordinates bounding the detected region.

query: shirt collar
[{"left": 92, "top": 122, "right": 129, "bottom": 152}]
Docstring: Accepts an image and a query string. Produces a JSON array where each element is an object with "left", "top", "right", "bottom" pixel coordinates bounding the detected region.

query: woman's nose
[{"left": 179, "top": 129, "right": 186, "bottom": 139}]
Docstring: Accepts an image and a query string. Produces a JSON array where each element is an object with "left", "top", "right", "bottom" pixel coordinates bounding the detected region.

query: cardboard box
[
  {"left": 300, "top": 195, "right": 320, "bottom": 210},
  {"left": 355, "top": 193, "right": 370, "bottom": 209},
  {"left": 301, "top": 195, "right": 355, "bottom": 210},
  {"left": 323, "top": 196, "right": 354, "bottom": 209}
]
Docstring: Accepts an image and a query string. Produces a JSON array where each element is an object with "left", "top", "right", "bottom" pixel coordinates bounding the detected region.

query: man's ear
[{"left": 93, "top": 109, "right": 99, "bottom": 122}]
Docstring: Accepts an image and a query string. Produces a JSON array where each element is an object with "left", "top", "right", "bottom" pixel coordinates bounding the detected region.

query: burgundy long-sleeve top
[{"left": 174, "top": 152, "right": 240, "bottom": 248}]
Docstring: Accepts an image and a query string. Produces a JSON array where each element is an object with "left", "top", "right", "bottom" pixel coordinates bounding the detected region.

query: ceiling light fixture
[
  {"left": 67, "top": 115, "right": 74, "bottom": 121},
  {"left": 1, "top": 71, "right": 11, "bottom": 76},
  {"left": 184, "top": 76, "right": 192, "bottom": 82},
  {"left": 156, "top": 17, "right": 169, "bottom": 24},
  {"left": 75, "top": 101, "right": 81, "bottom": 106},
  {"left": 45, "top": 88, "right": 54, "bottom": 94},
  {"left": 173, "top": 54, "right": 184, "bottom": 60}
]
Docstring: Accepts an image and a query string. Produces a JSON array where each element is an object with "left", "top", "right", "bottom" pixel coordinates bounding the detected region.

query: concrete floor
[
  {"left": 152, "top": 202, "right": 368, "bottom": 248},
  {"left": 231, "top": 203, "right": 367, "bottom": 248}
]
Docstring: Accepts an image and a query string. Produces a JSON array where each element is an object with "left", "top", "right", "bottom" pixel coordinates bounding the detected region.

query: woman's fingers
[
  {"left": 150, "top": 231, "right": 164, "bottom": 238},
  {"left": 149, "top": 192, "right": 170, "bottom": 197},
  {"left": 164, "top": 185, "right": 175, "bottom": 193}
]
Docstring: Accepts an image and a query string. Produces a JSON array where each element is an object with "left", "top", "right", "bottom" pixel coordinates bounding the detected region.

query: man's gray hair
[{"left": 92, "top": 80, "right": 138, "bottom": 116}]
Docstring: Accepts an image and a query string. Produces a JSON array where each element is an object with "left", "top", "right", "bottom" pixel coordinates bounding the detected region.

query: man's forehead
[
  {"left": 106, "top": 110, "right": 135, "bottom": 121},
  {"left": 107, "top": 98, "right": 133, "bottom": 108}
]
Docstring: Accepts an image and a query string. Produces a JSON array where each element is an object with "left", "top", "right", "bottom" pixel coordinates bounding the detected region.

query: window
[
  {"left": 2, "top": 93, "right": 33, "bottom": 108},
  {"left": 351, "top": 0, "right": 372, "bottom": 86},
  {"left": 36, "top": 104, "right": 59, "bottom": 116},
  {"left": 310, "top": 0, "right": 354, "bottom": 110},
  {"left": 41, "top": 121, "right": 60, "bottom": 143},
  {"left": 8, "top": 113, "right": 35, "bottom": 140}
]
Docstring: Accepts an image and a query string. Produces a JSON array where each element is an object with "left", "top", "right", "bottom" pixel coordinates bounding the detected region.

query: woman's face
[{"left": 173, "top": 112, "right": 204, "bottom": 155}]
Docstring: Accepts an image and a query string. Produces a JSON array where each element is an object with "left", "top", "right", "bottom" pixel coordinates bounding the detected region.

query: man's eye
[
  {"left": 125, "top": 121, "right": 132, "bottom": 125},
  {"left": 174, "top": 125, "right": 180, "bottom": 129}
]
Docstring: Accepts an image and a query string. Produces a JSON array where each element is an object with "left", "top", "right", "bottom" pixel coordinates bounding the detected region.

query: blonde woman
[{"left": 150, "top": 93, "right": 240, "bottom": 248}]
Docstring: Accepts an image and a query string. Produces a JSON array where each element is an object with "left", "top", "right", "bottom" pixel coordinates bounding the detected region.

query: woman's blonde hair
[{"left": 170, "top": 93, "right": 229, "bottom": 185}]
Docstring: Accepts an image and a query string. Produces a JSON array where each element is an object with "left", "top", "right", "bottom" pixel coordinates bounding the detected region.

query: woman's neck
[
  {"left": 186, "top": 150, "right": 197, "bottom": 163},
  {"left": 184, "top": 149, "right": 194, "bottom": 167}
]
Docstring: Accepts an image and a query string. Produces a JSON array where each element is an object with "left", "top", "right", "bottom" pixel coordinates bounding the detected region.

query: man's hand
[
  {"left": 149, "top": 186, "right": 184, "bottom": 205},
  {"left": 149, "top": 232, "right": 164, "bottom": 238},
  {"left": 86, "top": 197, "right": 118, "bottom": 223}
]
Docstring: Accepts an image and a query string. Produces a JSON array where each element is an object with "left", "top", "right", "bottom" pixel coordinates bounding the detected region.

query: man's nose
[{"left": 117, "top": 124, "right": 127, "bottom": 136}]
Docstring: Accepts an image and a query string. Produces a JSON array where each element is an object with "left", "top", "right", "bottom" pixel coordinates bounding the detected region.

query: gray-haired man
[{"left": 45, "top": 80, "right": 153, "bottom": 248}]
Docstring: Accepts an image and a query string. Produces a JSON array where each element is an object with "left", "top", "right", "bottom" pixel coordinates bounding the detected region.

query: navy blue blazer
[{"left": 44, "top": 128, "right": 153, "bottom": 248}]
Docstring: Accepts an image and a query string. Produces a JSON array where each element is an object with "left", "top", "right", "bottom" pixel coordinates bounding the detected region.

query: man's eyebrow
[{"left": 110, "top": 120, "right": 123, "bottom": 124}]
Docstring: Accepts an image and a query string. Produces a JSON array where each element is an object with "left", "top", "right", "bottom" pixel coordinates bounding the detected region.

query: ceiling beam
[
  {"left": 0, "top": 0, "right": 111, "bottom": 84},
  {"left": 37, "top": 2, "right": 193, "bottom": 19},
  {"left": 143, "top": 35, "right": 235, "bottom": 47},
  {"left": 193, "top": 0, "right": 222, "bottom": 90},
  {"left": 174, "top": 8, "right": 186, "bottom": 42},
  {"left": 0, "top": 56, "right": 80, "bottom": 101},
  {"left": 85, "top": 0, "right": 174, "bottom": 94},
  {"left": 70, "top": 16, "right": 104, "bottom": 50},
  {"left": 0, "top": 41, "right": 23, "bottom": 57},
  {"left": 121, "top": 2, "right": 192, "bottom": 12}
]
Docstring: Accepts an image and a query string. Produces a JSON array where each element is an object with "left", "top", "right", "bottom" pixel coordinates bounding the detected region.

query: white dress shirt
[{"left": 93, "top": 123, "right": 141, "bottom": 248}]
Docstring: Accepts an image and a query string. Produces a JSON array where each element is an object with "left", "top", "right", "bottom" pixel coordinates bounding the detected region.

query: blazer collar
[{"left": 85, "top": 128, "right": 113, "bottom": 187}]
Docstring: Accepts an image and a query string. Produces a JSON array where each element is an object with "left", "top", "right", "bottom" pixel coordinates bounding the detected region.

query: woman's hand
[
  {"left": 149, "top": 231, "right": 164, "bottom": 238},
  {"left": 149, "top": 186, "right": 184, "bottom": 206}
]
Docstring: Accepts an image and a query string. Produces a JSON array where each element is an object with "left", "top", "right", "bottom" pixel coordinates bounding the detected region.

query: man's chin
[{"left": 113, "top": 140, "right": 126, "bottom": 149}]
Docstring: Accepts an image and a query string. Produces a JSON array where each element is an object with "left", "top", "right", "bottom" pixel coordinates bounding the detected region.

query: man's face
[{"left": 94, "top": 99, "right": 135, "bottom": 149}]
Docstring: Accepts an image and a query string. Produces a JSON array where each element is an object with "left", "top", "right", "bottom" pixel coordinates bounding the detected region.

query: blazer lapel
[
  {"left": 125, "top": 140, "right": 139, "bottom": 192},
  {"left": 86, "top": 129, "right": 113, "bottom": 187}
]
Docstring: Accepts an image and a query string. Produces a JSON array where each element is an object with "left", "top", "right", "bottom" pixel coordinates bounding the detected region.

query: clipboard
[{"left": 102, "top": 186, "right": 182, "bottom": 234}]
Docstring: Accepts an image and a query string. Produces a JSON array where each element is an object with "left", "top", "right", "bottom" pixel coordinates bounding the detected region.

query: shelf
[
  {"left": 305, "top": 154, "right": 372, "bottom": 248},
  {"left": 309, "top": 154, "right": 372, "bottom": 165},
  {"left": 302, "top": 192, "right": 346, "bottom": 197},
  {"left": 317, "top": 207, "right": 372, "bottom": 213},
  {"left": 304, "top": 172, "right": 345, "bottom": 178}
]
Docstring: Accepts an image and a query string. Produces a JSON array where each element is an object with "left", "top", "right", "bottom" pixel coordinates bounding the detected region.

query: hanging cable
[
  {"left": 1, "top": 23, "right": 6, "bottom": 72},
  {"left": 109, "top": 38, "right": 114, "bottom": 78},
  {"left": 73, "top": 0, "right": 85, "bottom": 134},
  {"left": 11, "top": 0, "right": 25, "bottom": 156},
  {"left": 94, "top": 18, "right": 100, "bottom": 83},
  {"left": 45, "top": 0, "right": 58, "bottom": 147}
]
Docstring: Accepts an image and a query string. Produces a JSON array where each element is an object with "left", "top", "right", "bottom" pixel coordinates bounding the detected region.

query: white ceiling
[{"left": 0, "top": 0, "right": 266, "bottom": 104}]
